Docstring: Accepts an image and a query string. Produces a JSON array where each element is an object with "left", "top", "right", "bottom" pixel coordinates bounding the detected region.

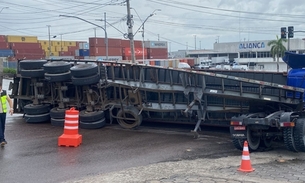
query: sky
[{"left": 0, "top": 0, "right": 305, "bottom": 51}]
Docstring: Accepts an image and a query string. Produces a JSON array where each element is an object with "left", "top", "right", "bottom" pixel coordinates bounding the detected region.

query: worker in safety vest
[{"left": 0, "top": 82, "right": 13, "bottom": 147}]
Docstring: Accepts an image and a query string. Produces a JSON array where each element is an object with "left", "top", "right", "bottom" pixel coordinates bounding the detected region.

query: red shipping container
[
  {"left": 108, "top": 38, "right": 121, "bottom": 47},
  {"left": 89, "top": 46, "right": 122, "bottom": 56},
  {"left": 123, "top": 48, "right": 147, "bottom": 56},
  {"left": 134, "top": 40, "right": 143, "bottom": 48},
  {"left": 14, "top": 49, "right": 44, "bottom": 55},
  {"left": 68, "top": 46, "right": 78, "bottom": 52},
  {"left": 89, "top": 37, "right": 105, "bottom": 47},
  {"left": 10, "top": 42, "right": 41, "bottom": 49},
  {"left": 75, "top": 56, "right": 85, "bottom": 59},
  {"left": 0, "top": 36, "right": 6, "bottom": 42},
  {"left": 59, "top": 51, "right": 73, "bottom": 56},
  {"left": 187, "top": 58, "right": 195, "bottom": 67},
  {"left": 121, "top": 40, "right": 130, "bottom": 48},
  {"left": 0, "top": 42, "right": 9, "bottom": 49}
]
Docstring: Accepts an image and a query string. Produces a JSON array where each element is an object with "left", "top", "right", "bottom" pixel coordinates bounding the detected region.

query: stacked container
[{"left": 89, "top": 37, "right": 122, "bottom": 58}]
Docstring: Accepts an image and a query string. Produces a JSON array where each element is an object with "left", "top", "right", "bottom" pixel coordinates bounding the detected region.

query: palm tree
[{"left": 268, "top": 35, "right": 287, "bottom": 72}]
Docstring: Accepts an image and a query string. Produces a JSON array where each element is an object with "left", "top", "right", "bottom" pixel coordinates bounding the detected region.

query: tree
[{"left": 267, "top": 35, "right": 287, "bottom": 72}]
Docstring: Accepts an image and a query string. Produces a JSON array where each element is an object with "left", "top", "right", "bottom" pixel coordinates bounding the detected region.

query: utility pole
[
  {"left": 104, "top": 12, "right": 108, "bottom": 60},
  {"left": 158, "top": 34, "right": 160, "bottom": 41},
  {"left": 126, "top": 0, "right": 135, "bottom": 63},
  {"left": 94, "top": 28, "right": 96, "bottom": 37},
  {"left": 47, "top": 25, "right": 51, "bottom": 58},
  {"left": 194, "top": 35, "right": 196, "bottom": 50}
]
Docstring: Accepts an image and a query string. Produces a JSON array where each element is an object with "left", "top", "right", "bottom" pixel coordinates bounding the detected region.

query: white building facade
[{"left": 187, "top": 38, "right": 305, "bottom": 72}]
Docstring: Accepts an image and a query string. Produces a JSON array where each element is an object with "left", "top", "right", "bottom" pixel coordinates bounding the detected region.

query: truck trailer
[{"left": 9, "top": 54, "right": 305, "bottom": 152}]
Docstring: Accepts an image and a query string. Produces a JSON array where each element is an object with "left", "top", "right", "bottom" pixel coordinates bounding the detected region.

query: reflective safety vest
[{"left": 0, "top": 90, "right": 7, "bottom": 113}]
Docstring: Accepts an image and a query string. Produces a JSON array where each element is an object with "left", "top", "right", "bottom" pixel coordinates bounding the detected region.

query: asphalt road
[{"left": 0, "top": 113, "right": 237, "bottom": 183}]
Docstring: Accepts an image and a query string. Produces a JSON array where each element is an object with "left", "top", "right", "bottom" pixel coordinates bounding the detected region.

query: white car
[{"left": 178, "top": 62, "right": 191, "bottom": 69}]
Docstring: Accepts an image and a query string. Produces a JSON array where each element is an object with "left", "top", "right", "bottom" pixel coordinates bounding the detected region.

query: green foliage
[
  {"left": 3, "top": 68, "right": 16, "bottom": 74},
  {"left": 267, "top": 35, "right": 287, "bottom": 72}
]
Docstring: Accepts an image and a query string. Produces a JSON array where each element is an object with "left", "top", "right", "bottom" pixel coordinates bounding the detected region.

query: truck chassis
[{"left": 10, "top": 59, "right": 305, "bottom": 152}]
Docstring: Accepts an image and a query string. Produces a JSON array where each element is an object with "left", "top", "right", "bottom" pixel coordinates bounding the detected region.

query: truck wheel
[
  {"left": 116, "top": 107, "right": 142, "bottom": 129},
  {"left": 246, "top": 127, "right": 260, "bottom": 151},
  {"left": 50, "top": 107, "right": 67, "bottom": 119},
  {"left": 232, "top": 138, "right": 244, "bottom": 150},
  {"left": 70, "top": 63, "right": 98, "bottom": 77},
  {"left": 260, "top": 137, "right": 273, "bottom": 148},
  {"left": 79, "top": 110, "right": 104, "bottom": 122},
  {"left": 45, "top": 71, "right": 71, "bottom": 82},
  {"left": 51, "top": 118, "right": 65, "bottom": 127},
  {"left": 24, "top": 104, "right": 51, "bottom": 115},
  {"left": 20, "top": 69, "right": 45, "bottom": 78},
  {"left": 72, "top": 74, "right": 100, "bottom": 86},
  {"left": 20, "top": 60, "right": 47, "bottom": 70},
  {"left": 283, "top": 127, "right": 298, "bottom": 152},
  {"left": 43, "top": 61, "right": 71, "bottom": 74},
  {"left": 24, "top": 113, "right": 50, "bottom": 123},
  {"left": 293, "top": 118, "right": 305, "bottom": 152},
  {"left": 79, "top": 118, "right": 106, "bottom": 129}
]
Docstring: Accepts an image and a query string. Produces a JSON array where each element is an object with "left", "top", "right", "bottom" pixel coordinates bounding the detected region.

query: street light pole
[
  {"left": 59, "top": 15, "right": 108, "bottom": 60},
  {"left": 47, "top": 25, "right": 51, "bottom": 58},
  {"left": 0, "top": 7, "right": 9, "bottom": 13}
]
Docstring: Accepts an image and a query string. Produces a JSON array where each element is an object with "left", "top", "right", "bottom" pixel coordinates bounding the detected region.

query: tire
[
  {"left": 79, "top": 110, "right": 105, "bottom": 122},
  {"left": 80, "top": 118, "right": 106, "bottom": 129},
  {"left": 24, "top": 113, "right": 50, "bottom": 123},
  {"left": 72, "top": 73, "right": 100, "bottom": 86},
  {"left": 45, "top": 71, "right": 71, "bottom": 82},
  {"left": 20, "top": 69, "right": 45, "bottom": 78},
  {"left": 70, "top": 63, "right": 98, "bottom": 77},
  {"left": 43, "top": 61, "right": 71, "bottom": 74},
  {"left": 283, "top": 127, "right": 298, "bottom": 152},
  {"left": 20, "top": 60, "right": 47, "bottom": 70},
  {"left": 116, "top": 106, "right": 142, "bottom": 129},
  {"left": 50, "top": 107, "right": 67, "bottom": 119},
  {"left": 246, "top": 126, "right": 260, "bottom": 151},
  {"left": 260, "top": 137, "right": 273, "bottom": 148},
  {"left": 293, "top": 118, "right": 305, "bottom": 152},
  {"left": 51, "top": 118, "right": 65, "bottom": 127},
  {"left": 24, "top": 104, "right": 51, "bottom": 115},
  {"left": 232, "top": 138, "right": 244, "bottom": 151}
]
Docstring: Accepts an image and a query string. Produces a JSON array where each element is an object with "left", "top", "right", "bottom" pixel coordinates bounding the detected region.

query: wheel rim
[
  {"left": 117, "top": 108, "right": 142, "bottom": 129},
  {"left": 247, "top": 127, "right": 260, "bottom": 151},
  {"left": 261, "top": 138, "right": 272, "bottom": 148}
]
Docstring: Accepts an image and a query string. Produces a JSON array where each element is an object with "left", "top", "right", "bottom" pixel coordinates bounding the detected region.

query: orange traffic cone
[
  {"left": 238, "top": 141, "right": 254, "bottom": 172},
  {"left": 58, "top": 107, "right": 82, "bottom": 147}
]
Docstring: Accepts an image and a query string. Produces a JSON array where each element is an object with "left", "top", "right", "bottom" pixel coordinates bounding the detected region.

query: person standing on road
[{"left": 0, "top": 82, "right": 13, "bottom": 147}]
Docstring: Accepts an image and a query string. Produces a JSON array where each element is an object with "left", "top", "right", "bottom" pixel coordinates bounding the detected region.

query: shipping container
[
  {"left": 10, "top": 42, "right": 42, "bottom": 50},
  {"left": 89, "top": 56, "right": 122, "bottom": 61},
  {"left": 14, "top": 54, "right": 45, "bottom": 60},
  {"left": 134, "top": 40, "right": 143, "bottom": 48},
  {"left": 0, "top": 42, "right": 9, "bottom": 49},
  {"left": 59, "top": 51, "right": 73, "bottom": 56},
  {"left": 144, "top": 41, "right": 167, "bottom": 48},
  {"left": 79, "top": 42, "right": 89, "bottom": 49},
  {"left": 121, "top": 39, "right": 130, "bottom": 48},
  {"left": 123, "top": 47, "right": 147, "bottom": 56},
  {"left": 79, "top": 49, "right": 90, "bottom": 56},
  {"left": 0, "top": 35, "right": 6, "bottom": 42},
  {"left": 68, "top": 46, "right": 78, "bottom": 52},
  {"left": 7, "top": 35, "right": 38, "bottom": 43},
  {"left": 63, "top": 41, "right": 76, "bottom": 47},
  {"left": 89, "top": 46, "right": 122, "bottom": 56},
  {"left": 55, "top": 46, "right": 68, "bottom": 52},
  {"left": 14, "top": 49, "right": 44, "bottom": 55},
  {"left": 89, "top": 37, "right": 122, "bottom": 47},
  {"left": 0, "top": 49, "right": 14, "bottom": 57},
  {"left": 38, "top": 40, "right": 49, "bottom": 45},
  {"left": 147, "top": 47, "right": 168, "bottom": 59}
]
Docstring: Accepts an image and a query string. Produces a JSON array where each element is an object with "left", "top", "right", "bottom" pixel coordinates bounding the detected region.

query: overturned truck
[{"left": 10, "top": 59, "right": 305, "bottom": 152}]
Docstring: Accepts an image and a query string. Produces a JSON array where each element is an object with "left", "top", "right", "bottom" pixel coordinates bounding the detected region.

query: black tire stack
[
  {"left": 70, "top": 63, "right": 100, "bottom": 86},
  {"left": 43, "top": 61, "right": 72, "bottom": 126},
  {"left": 50, "top": 107, "right": 67, "bottom": 127},
  {"left": 24, "top": 104, "right": 51, "bottom": 123},
  {"left": 79, "top": 110, "right": 106, "bottom": 129},
  {"left": 43, "top": 61, "right": 71, "bottom": 82},
  {"left": 19, "top": 60, "right": 47, "bottom": 78}
]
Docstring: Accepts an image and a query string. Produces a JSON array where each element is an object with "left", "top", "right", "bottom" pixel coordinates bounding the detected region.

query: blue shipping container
[
  {"left": 0, "top": 49, "right": 14, "bottom": 57},
  {"left": 287, "top": 69, "right": 305, "bottom": 100},
  {"left": 79, "top": 49, "right": 90, "bottom": 57},
  {"left": 155, "top": 60, "right": 160, "bottom": 66}
]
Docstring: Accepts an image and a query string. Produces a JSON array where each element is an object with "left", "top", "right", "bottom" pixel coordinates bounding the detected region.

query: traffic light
[
  {"left": 281, "top": 27, "right": 287, "bottom": 39},
  {"left": 288, "top": 26, "right": 294, "bottom": 38}
]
